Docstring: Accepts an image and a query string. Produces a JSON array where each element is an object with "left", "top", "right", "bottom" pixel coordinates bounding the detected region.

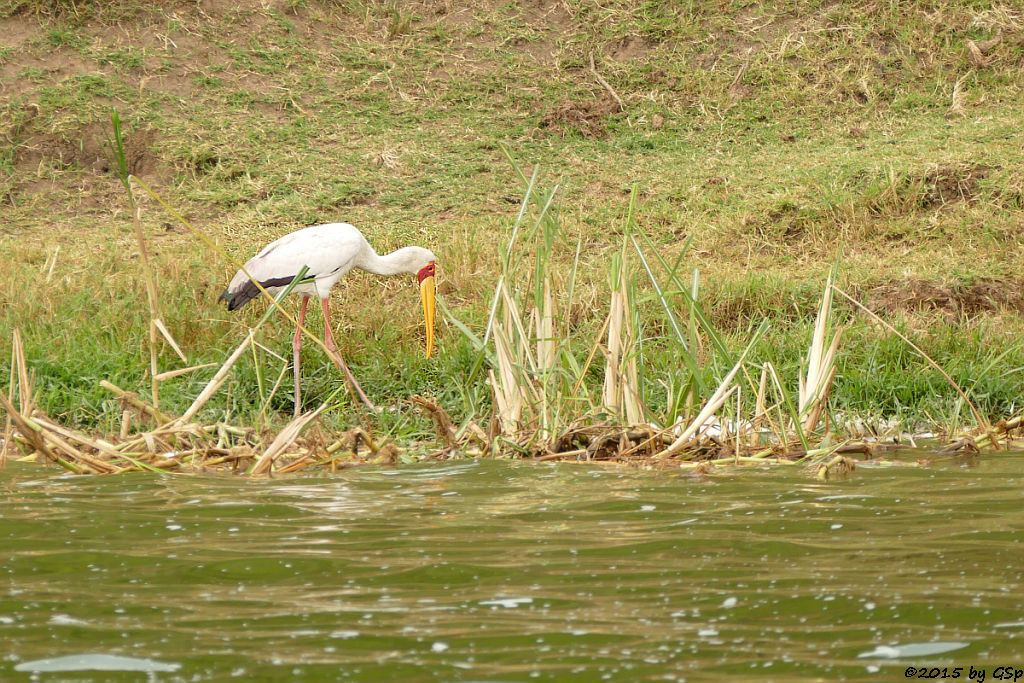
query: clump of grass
[{"left": 2, "top": 0, "right": 167, "bottom": 21}]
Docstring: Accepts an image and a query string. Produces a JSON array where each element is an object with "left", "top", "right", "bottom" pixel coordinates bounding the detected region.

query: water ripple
[{"left": 2, "top": 454, "right": 1024, "bottom": 679}]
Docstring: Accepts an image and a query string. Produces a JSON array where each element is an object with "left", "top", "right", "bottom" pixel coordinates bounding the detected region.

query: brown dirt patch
[
  {"left": 0, "top": 52, "right": 101, "bottom": 100},
  {"left": 866, "top": 163, "right": 994, "bottom": 216},
  {"left": 607, "top": 35, "right": 654, "bottom": 62},
  {"left": 519, "top": 37, "right": 560, "bottom": 65},
  {"left": 539, "top": 95, "right": 620, "bottom": 138},
  {"left": 516, "top": 0, "right": 574, "bottom": 32},
  {"left": 868, "top": 277, "right": 1024, "bottom": 318},
  {"left": 918, "top": 163, "right": 992, "bottom": 207},
  {"left": 0, "top": 12, "right": 38, "bottom": 45},
  {"left": 141, "top": 72, "right": 195, "bottom": 99},
  {"left": 14, "top": 123, "right": 159, "bottom": 178}
]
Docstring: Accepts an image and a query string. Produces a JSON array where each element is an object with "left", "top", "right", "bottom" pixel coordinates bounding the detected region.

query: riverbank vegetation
[{"left": 2, "top": 0, "right": 1023, "bottom": 473}]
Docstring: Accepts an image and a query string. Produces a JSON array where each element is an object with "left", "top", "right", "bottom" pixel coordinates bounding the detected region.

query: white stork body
[
  {"left": 222, "top": 223, "right": 434, "bottom": 309},
  {"left": 221, "top": 222, "right": 437, "bottom": 415}
]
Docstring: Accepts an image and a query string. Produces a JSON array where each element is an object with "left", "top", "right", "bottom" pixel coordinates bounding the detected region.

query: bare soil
[
  {"left": 918, "top": 164, "right": 993, "bottom": 208},
  {"left": 869, "top": 278, "right": 1024, "bottom": 318},
  {"left": 14, "top": 123, "right": 158, "bottom": 177},
  {"left": 538, "top": 95, "right": 621, "bottom": 138}
]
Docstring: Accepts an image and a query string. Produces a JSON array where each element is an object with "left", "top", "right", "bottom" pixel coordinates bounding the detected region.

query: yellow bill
[{"left": 419, "top": 267, "right": 436, "bottom": 359}]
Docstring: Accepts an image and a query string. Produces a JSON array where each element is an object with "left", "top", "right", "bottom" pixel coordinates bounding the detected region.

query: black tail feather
[
  {"left": 220, "top": 282, "right": 259, "bottom": 311},
  {"left": 221, "top": 275, "right": 304, "bottom": 311}
]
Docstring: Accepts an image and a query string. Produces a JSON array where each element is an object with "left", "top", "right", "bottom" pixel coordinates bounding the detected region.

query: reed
[
  {"left": 442, "top": 167, "right": 855, "bottom": 463},
  {"left": 0, "top": 324, "right": 401, "bottom": 475},
  {"left": 798, "top": 272, "right": 843, "bottom": 435}
]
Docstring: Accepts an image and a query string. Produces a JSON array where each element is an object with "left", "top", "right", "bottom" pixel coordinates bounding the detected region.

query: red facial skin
[{"left": 417, "top": 262, "right": 436, "bottom": 284}]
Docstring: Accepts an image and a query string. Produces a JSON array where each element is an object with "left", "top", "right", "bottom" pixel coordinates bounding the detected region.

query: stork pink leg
[
  {"left": 292, "top": 295, "right": 310, "bottom": 417},
  {"left": 321, "top": 297, "right": 376, "bottom": 411}
]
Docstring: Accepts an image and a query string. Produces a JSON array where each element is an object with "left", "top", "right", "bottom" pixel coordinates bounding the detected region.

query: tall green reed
[{"left": 446, "top": 159, "right": 849, "bottom": 459}]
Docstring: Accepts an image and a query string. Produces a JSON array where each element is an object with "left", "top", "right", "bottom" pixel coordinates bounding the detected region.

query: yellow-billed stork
[{"left": 220, "top": 222, "right": 436, "bottom": 414}]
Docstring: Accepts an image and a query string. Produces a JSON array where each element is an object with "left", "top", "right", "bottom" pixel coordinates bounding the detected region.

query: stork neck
[{"left": 358, "top": 245, "right": 417, "bottom": 276}]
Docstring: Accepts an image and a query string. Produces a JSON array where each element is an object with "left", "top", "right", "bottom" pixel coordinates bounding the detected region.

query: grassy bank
[{"left": 2, "top": 1, "right": 1024, "bottom": 467}]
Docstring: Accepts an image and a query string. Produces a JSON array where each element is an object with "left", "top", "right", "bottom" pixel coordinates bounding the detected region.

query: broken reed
[
  {"left": 0, "top": 308, "right": 409, "bottom": 476},
  {"left": 461, "top": 158, "right": 889, "bottom": 461},
  {"left": 0, "top": 272, "right": 366, "bottom": 475}
]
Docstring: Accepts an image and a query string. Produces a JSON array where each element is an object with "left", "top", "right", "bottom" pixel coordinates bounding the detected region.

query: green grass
[{"left": 2, "top": 0, "right": 1024, "bottom": 449}]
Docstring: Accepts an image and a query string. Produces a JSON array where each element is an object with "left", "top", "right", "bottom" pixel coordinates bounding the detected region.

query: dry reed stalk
[
  {"left": 489, "top": 288, "right": 523, "bottom": 437},
  {"left": 105, "top": 125, "right": 183, "bottom": 409},
  {"left": 274, "top": 454, "right": 318, "bottom": 474},
  {"left": 658, "top": 357, "right": 745, "bottom": 458},
  {"left": 949, "top": 72, "right": 970, "bottom": 116},
  {"left": 154, "top": 363, "right": 217, "bottom": 382},
  {"left": 588, "top": 51, "right": 626, "bottom": 112},
  {"left": 112, "top": 422, "right": 215, "bottom": 453},
  {"left": 491, "top": 325, "right": 524, "bottom": 435},
  {"left": 257, "top": 361, "right": 291, "bottom": 430},
  {"left": 177, "top": 330, "right": 254, "bottom": 424},
  {"left": 760, "top": 361, "right": 801, "bottom": 449},
  {"left": 601, "top": 266, "right": 642, "bottom": 425},
  {"left": 131, "top": 200, "right": 162, "bottom": 411},
  {"left": 535, "top": 276, "right": 556, "bottom": 438},
  {"left": 119, "top": 410, "right": 132, "bottom": 440},
  {"left": 31, "top": 416, "right": 124, "bottom": 464},
  {"left": 153, "top": 318, "right": 187, "bottom": 364},
  {"left": 814, "top": 455, "right": 857, "bottom": 480},
  {"left": 2, "top": 330, "right": 20, "bottom": 466},
  {"left": 612, "top": 424, "right": 677, "bottom": 459},
  {"left": 799, "top": 279, "right": 844, "bottom": 434},
  {"left": 489, "top": 277, "right": 549, "bottom": 440},
  {"left": 43, "top": 246, "right": 59, "bottom": 283},
  {"left": 0, "top": 389, "right": 59, "bottom": 465},
  {"left": 500, "top": 283, "right": 539, "bottom": 375},
  {"left": 974, "top": 412, "right": 1024, "bottom": 450},
  {"left": 13, "top": 329, "right": 31, "bottom": 415},
  {"left": 33, "top": 423, "right": 119, "bottom": 474},
  {"left": 602, "top": 288, "right": 625, "bottom": 417},
  {"left": 100, "top": 380, "right": 174, "bottom": 425},
  {"left": 535, "top": 277, "right": 555, "bottom": 373},
  {"left": 325, "top": 427, "right": 379, "bottom": 455},
  {"left": 1, "top": 335, "right": 50, "bottom": 466},
  {"left": 251, "top": 405, "right": 327, "bottom": 475},
  {"left": 753, "top": 362, "right": 769, "bottom": 443},
  {"left": 620, "top": 277, "right": 641, "bottom": 425},
  {"left": 734, "top": 386, "right": 742, "bottom": 463}
]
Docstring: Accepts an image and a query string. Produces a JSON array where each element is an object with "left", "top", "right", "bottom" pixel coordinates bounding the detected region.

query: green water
[{"left": 2, "top": 455, "right": 1024, "bottom": 681}]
